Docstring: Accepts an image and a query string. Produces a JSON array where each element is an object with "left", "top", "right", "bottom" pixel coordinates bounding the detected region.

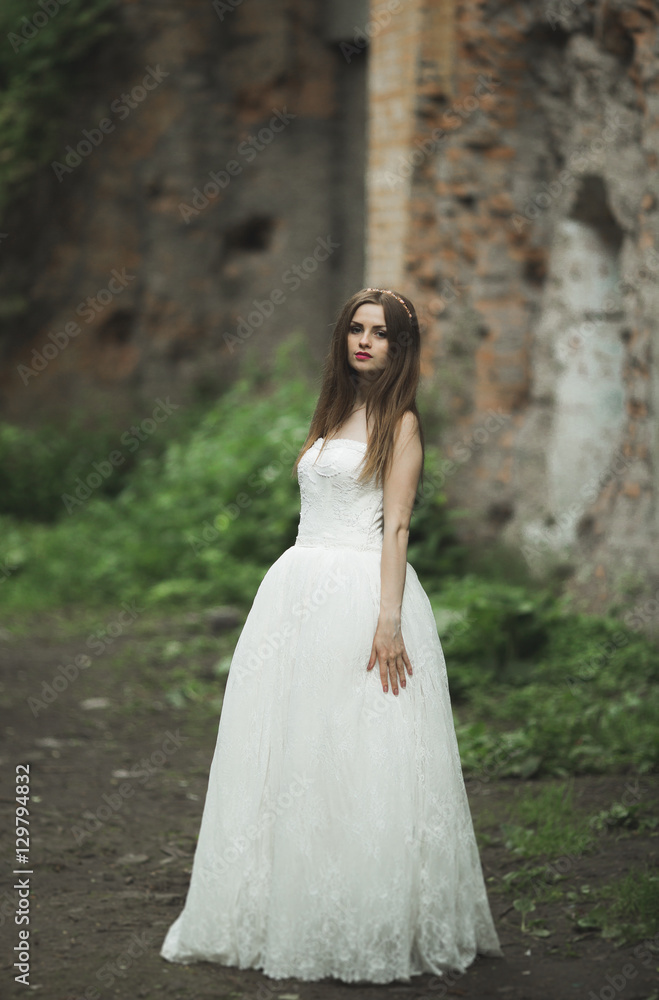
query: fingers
[
  {"left": 369, "top": 639, "right": 414, "bottom": 695},
  {"left": 382, "top": 652, "right": 407, "bottom": 695},
  {"left": 378, "top": 656, "right": 389, "bottom": 694},
  {"left": 397, "top": 658, "right": 406, "bottom": 690},
  {"left": 388, "top": 657, "right": 399, "bottom": 696}
]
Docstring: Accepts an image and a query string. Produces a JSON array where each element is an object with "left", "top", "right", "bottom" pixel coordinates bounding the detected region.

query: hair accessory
[{"left": 364, "top": 287, "right": 413, "bottom": 321}]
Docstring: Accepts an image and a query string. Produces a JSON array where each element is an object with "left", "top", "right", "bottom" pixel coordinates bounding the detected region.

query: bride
[{"left": 160, "top": 287, "right": 502, "bottom": 983}]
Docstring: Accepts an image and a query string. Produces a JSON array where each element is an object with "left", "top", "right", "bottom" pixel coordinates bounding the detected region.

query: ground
[{"left": 0, "top": 609, "right": 657, "bottom": 1000}]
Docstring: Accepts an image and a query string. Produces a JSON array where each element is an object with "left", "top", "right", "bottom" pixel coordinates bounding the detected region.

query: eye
[{"left": 348, "top": 324, "right": 387, "bottom": 337}]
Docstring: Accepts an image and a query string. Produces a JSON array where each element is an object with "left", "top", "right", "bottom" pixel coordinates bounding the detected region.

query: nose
[{"left": 358, "top": 329, "right": 372, "bottom": 347}]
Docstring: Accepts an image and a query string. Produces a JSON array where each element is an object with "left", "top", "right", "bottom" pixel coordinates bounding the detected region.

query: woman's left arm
[{"left": 367, "top": 411, "right": 423, "bottom": 695}]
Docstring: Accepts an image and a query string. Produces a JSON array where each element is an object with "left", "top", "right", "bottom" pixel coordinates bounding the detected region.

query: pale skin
[{"left": 328, "top": 302, "right": 424, "bottom": 696}]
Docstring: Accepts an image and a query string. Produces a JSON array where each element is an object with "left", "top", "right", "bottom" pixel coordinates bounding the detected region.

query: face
[{"left": 347, "top": 303, "right": 389, "bottom": 377}]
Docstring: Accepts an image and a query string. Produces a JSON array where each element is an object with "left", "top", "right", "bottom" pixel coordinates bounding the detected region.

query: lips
[{"left": 355, "top": 352, "right": 372, "bottom": 359}]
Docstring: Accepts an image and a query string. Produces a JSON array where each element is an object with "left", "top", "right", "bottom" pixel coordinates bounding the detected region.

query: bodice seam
[{"left": 315, "top": 437, "right": 368, "bottom": 450}]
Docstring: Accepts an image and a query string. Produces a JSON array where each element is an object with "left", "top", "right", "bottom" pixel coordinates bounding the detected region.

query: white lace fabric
[
  {"left": 296, "top": 438, "right": 384, "bottom": 551},
  {"left": 160, "top": 437, "right": 503, "bottom": 982}
]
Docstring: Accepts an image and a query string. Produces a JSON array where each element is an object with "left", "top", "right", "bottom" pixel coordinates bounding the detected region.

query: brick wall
[
  {"left": 366, "top": 0, "right": 423, "bottom": 287},
  {"left": 367, "top": 0, "right": 659, "bottom": 618}
]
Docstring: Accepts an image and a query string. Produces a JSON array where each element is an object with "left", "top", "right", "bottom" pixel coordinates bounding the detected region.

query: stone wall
[
  {"left": 3, "top": 0, "right": 659, "bottom": 617},
  {"left": 366, "top": 0, "right": 659, "bottom": 614},
  {"left": 0, "top": 0, "right": 368, "bottom": 426}
]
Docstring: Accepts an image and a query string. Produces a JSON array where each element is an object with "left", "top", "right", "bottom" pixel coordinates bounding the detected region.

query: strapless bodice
[{"left": 295, "top": 438, "right": 384, "bottom": 552}]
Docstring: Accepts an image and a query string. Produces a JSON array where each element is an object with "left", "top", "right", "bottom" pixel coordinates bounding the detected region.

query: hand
[{"left": 366, "top": 618, "right": 413, "bottom": 695}]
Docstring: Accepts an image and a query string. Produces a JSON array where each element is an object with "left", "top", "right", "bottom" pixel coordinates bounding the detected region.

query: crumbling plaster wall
[{"left": 367, "top": 0, "right": 659, "bottom": 613}]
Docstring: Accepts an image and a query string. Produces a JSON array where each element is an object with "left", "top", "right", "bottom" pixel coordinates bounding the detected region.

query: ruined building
[{"left": 1, "top": 0, "right": 658, "bottom": 616}]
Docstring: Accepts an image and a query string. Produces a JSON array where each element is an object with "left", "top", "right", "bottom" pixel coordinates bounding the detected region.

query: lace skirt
[{"left": 160, "top": 542, "right": 502, "bottom": 982}]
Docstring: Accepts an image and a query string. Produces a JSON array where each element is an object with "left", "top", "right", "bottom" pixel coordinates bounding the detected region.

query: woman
[{"left": 160, "top": 287, "right": 502, "bottom": 983}]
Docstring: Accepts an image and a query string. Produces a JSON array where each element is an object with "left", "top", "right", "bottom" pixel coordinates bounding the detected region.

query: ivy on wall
[{"left": 0, "top": 0, "right": 119, "bottom": 221}]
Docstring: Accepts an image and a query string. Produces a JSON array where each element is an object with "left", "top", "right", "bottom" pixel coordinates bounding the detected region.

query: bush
[
  {"left": 0, "top": 415, "right": 140, "bottom": 522},
  {"left": 431, "top": 575, "right": 659, "bottom": 777},
  {"left": 0, "top": 334, "right": 464, "bottom": 610}
]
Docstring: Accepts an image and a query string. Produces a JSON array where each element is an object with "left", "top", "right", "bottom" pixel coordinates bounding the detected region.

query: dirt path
[{"left": 1, "top": 613, "right": 657, "bottom": 1000}]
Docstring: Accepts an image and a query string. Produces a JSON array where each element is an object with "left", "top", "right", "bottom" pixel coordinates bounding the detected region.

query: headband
[{"left": 363, "top": 287, "right": 414, "bottom": 321}]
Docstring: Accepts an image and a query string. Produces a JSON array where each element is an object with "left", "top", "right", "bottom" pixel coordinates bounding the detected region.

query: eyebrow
[{"left": 350, "top": 320, "right": 387, "bottom": 329}]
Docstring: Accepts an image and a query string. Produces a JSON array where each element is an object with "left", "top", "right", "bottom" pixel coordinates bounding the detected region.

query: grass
[
  {"left": 568, "top": 868, "right": 659, "bottom": 943},
  {"left": 474, "top": 778, "right": 659, "bottom": 946},
  {"left": 499, "top": 781, "right": 596, "bottom": 858},
  {"left": 475, "top": 779, "right": 599, "bottom": 863},
  {"left": 602, "top": 868, "right": 659, "bottom": 939}
]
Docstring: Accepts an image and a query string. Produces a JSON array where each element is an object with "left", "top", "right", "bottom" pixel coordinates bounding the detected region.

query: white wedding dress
[{"left": 160, "top": 436, "right": 502, "bottom": 983}]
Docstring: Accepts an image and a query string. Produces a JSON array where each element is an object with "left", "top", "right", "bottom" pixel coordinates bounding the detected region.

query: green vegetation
[
  {"left": 0, "top": 339, "right": 315, "bottom": 610},
  {"left": 0, "top": 0, "right": 118, "bottom": 220},
  {"left": 499, "top": 781, "right": 596, "bottom": 858},
  {"left": 476, "top": 781, "right": 603, "bottom": 870},
  {"left": 1, "top": 334, "right": 659, "bottom": 780},
  {"left": 475, "top": 780, "right": 659, "bottom": 945},
  {"left": 0, "top": 413, "right": 165, "bottom": 522},
  {"left": 441, "top": 575, "right": 659, "bottom": 777},
  {"left": 592, "top": 868, "right": 659, "bottom": 941}
]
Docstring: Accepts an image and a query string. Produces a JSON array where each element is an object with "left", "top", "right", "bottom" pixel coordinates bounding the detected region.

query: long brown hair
[{"left": 292, "top": 287, "right": 425, "bottom": 489}]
